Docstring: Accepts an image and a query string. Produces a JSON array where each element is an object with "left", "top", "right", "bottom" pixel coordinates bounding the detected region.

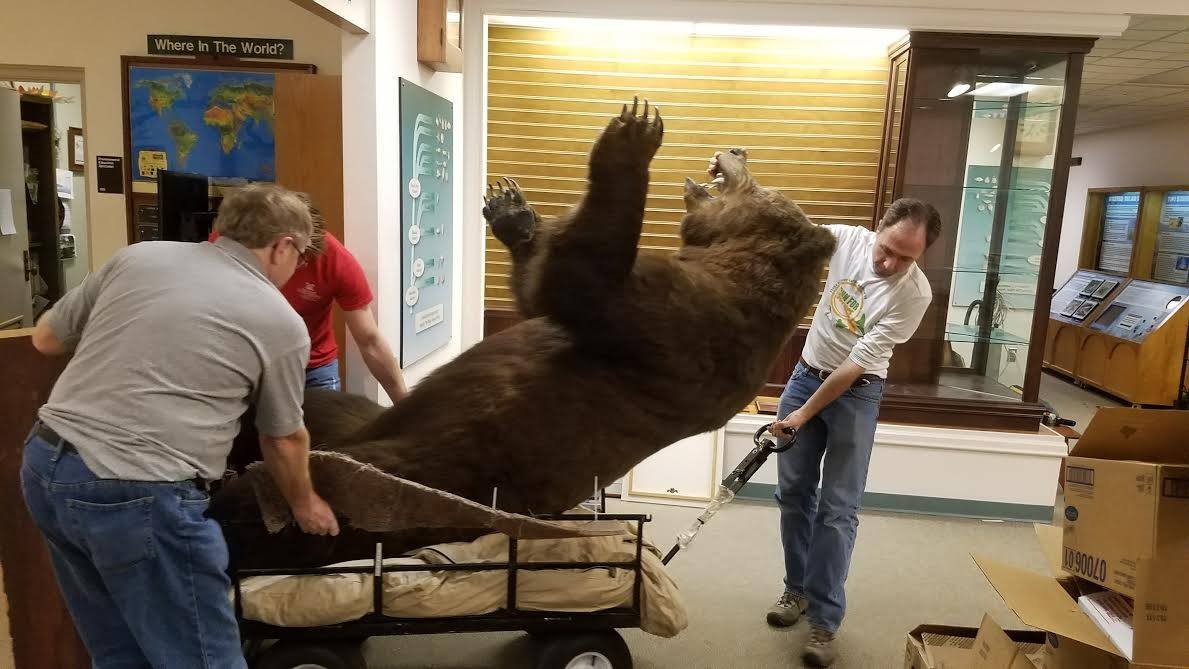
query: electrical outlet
[{"left": 1006, "top": 348, "right": 1018, "bottom": 362}]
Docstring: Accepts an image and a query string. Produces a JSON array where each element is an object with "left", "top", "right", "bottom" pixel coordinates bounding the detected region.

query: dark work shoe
[
  {"left": 765, "top": 590, "right": 808, "bottom": 627},
  {"left": 803, "top": 626, "right": 838, "bottom": 667}
]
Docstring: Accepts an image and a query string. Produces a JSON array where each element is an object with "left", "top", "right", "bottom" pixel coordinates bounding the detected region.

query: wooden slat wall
[{"left": 485, "top": 24, "right": 891, "bottom": 319}]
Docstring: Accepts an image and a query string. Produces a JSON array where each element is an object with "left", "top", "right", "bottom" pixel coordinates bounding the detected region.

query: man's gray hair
[{"left": 215, "top": 183, "right": 313, "bottom": 250}]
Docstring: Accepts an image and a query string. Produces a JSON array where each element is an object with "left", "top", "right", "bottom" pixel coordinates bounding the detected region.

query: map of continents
[{"left": 129, "top": 66, "right": 276, "bottom": 181}]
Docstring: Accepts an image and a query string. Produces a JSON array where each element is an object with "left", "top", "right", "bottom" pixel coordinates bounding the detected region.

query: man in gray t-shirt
[{"left": 21, "top": 184, "right": 338, "bottom": 668}]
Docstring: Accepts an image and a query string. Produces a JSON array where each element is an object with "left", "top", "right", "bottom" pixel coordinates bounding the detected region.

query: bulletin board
[{"left": 398, "top": 78, "right": 453, "bottom": 366}]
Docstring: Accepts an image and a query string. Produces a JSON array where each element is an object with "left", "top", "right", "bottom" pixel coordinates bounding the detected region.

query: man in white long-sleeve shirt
[{"left": 764, "top": 197, "right": 940, "bottom": 667}]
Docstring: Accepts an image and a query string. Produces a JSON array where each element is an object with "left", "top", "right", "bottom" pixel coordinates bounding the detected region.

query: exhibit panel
[{"left": 1043, "top": 272, "right": 1189, "bottom": 406}]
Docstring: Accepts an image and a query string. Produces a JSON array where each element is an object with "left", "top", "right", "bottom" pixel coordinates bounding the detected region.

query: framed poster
[
  {"left": 120, "top": 55, "right": 315, "bottom": 242},
  {"left": 67, "top": 127, "right": 84, "bottom": 173},
  {"left": 399, "top": 78, "right": 453, "bottom": 366}
]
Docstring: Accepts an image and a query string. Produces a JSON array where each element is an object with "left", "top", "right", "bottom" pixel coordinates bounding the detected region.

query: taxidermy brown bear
[{"left": 211, "top": 98, "right": 835, "bottom": 568}]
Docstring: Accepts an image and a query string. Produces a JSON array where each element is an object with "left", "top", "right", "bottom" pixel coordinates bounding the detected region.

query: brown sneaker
[
  {"left": 765, "top": 590, "right": 808, "bottom": 627},
  {"left": 803, "top": 626, "right": 838, "bottom": 667}
]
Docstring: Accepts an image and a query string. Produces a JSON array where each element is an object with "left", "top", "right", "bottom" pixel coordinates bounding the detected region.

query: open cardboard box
[
  {"left": 974, "top": 523, "right": 1189, "bottom": 668},
  {"left": 1060, "top": 408, "right": 1189, "bottom": 597},
  {"left": 905, "top": 614, "right": 1046, "bottom": 669}
]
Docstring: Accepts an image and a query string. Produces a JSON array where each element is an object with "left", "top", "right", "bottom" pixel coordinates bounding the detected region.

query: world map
[{"left": 129, "top": 66, "right": 276, "bottom": 181}]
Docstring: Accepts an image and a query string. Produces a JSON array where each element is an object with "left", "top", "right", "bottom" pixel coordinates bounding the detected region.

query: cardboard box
[
  {"left": 975, "top": 522, "right": 1189, "bottom": 668},
  {"left": 1061, "top": 408, "right": 1189, "bottom": 597},
  {"left": 904, "top": 615, "right": 1046, "bottom": 669}
]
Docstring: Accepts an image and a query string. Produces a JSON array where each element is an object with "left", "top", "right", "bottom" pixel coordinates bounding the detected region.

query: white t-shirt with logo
[{"left": 801, "top": 224, "right": 932, "bottom": 378}]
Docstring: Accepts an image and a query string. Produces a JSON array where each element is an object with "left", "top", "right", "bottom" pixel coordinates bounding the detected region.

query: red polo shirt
[{"left": 209, "top": 231, "right": 372, "bottom": 368}]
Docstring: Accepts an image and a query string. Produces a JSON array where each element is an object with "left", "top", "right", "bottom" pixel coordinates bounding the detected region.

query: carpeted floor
[{"left": 365, "top": 499, "right": 1056, "bottom": 669}]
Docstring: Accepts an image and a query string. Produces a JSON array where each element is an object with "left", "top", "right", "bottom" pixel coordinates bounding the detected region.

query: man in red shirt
[{"left": 211, "top": 209, "right": 408, "bottom": 402}]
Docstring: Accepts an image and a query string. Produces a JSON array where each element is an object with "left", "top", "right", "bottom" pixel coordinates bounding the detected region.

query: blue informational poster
[
  {"left": 1154, "top": 191, "right": 1189, "bottom": 285},
  {"left": 127, "top": 66, "right": 276, "bottom": 181},
  {"left": 1098, "top": 191, "right": 1140, "bottom": 274},
  {"left": 398, "top": 79, "right": 453, "bottom": 366}
]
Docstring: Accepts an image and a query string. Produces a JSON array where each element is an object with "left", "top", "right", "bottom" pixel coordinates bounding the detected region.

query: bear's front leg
[
  {"left": 532, "top": 98, "right": 664, "bottom": 331},
  {"left": 483, "top": 178, "right": 538, "bottom": 252},
  {"left": 482, "top": 178, "right": 551, "bottom": 318}
]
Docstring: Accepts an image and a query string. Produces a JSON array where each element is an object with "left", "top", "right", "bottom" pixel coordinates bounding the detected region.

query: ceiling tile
[
  {"left": 1131, "top": 66, "right": 1189, "bottom": 85},
  {"left": 1095, "top": 39, "right": 1154, "bottom": 50},
  {"left": 1119, "top": 29, "right": 1179, "bottom": 41},
  {"left": 1128, "top": 41, "right": 1189, "bottom": 54},
  {"left": 1130, "top": 17, "right": 1189, "bottom": 30}
]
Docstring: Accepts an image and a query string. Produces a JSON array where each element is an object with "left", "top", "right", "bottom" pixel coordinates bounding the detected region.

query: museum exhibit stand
[{"left": 1043, "top": 185, "right": 1189, "bottom": 406}]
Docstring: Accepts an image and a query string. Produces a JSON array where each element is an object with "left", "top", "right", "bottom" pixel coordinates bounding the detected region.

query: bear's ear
[{"left": 683, "top": 177, "right": 711, "bottom": 212}]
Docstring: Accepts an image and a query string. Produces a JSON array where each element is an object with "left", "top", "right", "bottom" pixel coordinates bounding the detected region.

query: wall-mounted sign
[
  {"left": 96, "top": 156, "right": 124, "bottom": 194},
  {"left": 147, "top": 35, "right": 294, "bottom": 60}
]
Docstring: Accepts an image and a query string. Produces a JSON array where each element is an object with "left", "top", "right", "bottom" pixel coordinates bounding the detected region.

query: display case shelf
[{"left": 945, "top": 323, "right": 1031, "bottom": 346}]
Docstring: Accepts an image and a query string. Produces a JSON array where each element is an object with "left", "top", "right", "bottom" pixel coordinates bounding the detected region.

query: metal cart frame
[{"left": 224, "top": 509, "right": 651, "bottom": 668}]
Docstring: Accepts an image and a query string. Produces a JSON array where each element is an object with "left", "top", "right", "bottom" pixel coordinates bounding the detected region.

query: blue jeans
[
  {"left": 305, "top": 359, "right": 341, "bottom": 391},
  {"left": 20, "top": 431, "right": 246, "bottom": 669},
  {"left": 775, "top": 363, "right": 884, "bottom": 633}
]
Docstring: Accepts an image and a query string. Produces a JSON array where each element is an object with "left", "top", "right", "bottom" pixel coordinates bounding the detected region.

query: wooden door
[{"left": 273, "top": 74, "right": 348, "bottom": 380}]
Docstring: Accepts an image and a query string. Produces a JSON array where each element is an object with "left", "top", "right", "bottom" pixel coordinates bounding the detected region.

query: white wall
[
  {"left": 0, "top": 0, "right": 343, "bottom": 273},
  {"left": 340, "top": 1, "right": 465, "bottom": 400},
  {"left": 1055, "top": 118, "right": 1189, "bottom": 289}
]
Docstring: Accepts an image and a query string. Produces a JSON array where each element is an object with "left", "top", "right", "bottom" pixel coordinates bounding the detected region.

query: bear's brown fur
[{"left": 211, "top": 99, "right": 835, "bottom": 568}]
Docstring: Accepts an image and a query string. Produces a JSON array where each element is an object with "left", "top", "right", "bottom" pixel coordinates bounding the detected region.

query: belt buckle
[
  {"left": 816, "top": 369, "right": 829, "bottom": 381},
  {"left": 855, "top": 377, "right": 872, "bottom": 388}
]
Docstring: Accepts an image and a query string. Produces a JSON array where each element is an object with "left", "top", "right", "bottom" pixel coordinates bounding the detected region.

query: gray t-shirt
[{"left": 38, "top": 237, "right": 310, "bottom": 481}]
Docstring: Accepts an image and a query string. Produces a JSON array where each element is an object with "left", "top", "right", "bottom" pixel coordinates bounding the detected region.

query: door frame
[{"left": 0, "top": 65, "right": 91, "bottom": 285}]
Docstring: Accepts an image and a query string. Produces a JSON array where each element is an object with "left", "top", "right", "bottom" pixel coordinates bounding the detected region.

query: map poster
[
  {"left": 399, "top": 79, "right": 453, "bottom": 366},
  {"left": 126, "top": 64, "right": 278, "bottom": 183}
]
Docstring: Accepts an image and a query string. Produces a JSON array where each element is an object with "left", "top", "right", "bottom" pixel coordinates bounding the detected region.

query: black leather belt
[
  {"left": 34, "top": 422, "right": 209, "bottom": 491},
  {"left": 799, "top": 360, "right": 882, "bottom": 387}
]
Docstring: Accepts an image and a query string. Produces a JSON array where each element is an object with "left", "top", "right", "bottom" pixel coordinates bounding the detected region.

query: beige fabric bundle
[
  {"left": 238, "top": 521, "right": 688, "bottom": 638},
  {"left": 244, "top": 451, "right": 625, "bottom": 540}
]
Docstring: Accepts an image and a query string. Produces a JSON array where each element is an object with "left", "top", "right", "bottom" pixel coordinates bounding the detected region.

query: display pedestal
[{"left": 1044, "top": 272, "right": 1189, "bottom": 406}]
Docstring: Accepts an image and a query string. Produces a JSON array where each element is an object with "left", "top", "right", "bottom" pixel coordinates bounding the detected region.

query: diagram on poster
[
  {"left": 1154, "top": 191, "right": 1189, "bottom": 285},
  {"left": 1098, "top": 191, "right": 1139, "bottom": 274},
  {"left": 399, "top": 79, "right": 453, "bottom": 366}
]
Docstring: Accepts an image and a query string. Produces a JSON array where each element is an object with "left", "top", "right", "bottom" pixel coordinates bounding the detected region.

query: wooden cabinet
[
  {"left": 0, "top": 330, "right": 88, "bottom": 668},
  {"left": 1044, "top": 271, "right": 1189, "bottom": 406}
]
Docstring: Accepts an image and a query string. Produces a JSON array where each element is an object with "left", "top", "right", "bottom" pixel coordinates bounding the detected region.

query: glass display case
[{"left": 875, "top": 32, "right": 1094, "bottom": 430}]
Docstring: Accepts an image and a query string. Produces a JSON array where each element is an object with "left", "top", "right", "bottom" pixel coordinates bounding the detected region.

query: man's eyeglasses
[{"left": 286, "top": 237, "right": 309, "bottom": 268}]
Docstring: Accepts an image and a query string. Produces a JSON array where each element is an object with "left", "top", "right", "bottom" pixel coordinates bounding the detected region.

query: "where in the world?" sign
[{"left": 147, "top": 35, "right": 294, "bottom": 60}]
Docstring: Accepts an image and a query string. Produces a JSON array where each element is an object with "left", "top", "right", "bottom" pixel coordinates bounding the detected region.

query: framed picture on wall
[
  {"left": 120, "top": 55, "right": 316, "bottom": 243},
  {"left": 67, "top": 126, "right": 85, "bottom": 173}
]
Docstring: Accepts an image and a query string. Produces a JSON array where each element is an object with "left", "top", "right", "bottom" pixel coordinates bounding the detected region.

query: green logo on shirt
[{"left": 829, "top": 280, "right": 867, "bottom": 335}]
